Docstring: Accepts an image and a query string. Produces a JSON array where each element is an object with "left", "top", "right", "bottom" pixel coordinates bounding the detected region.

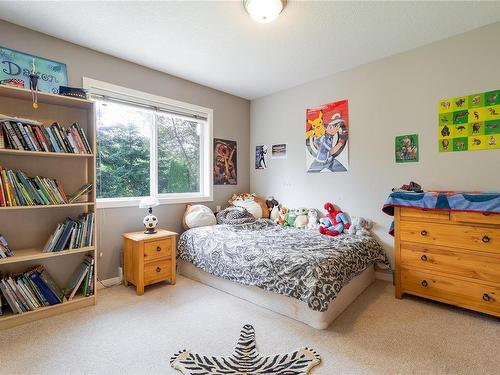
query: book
[
  {"left": 65, "top": 256, "right": 94, "bottom": 300},
  {"left": 68, "top": 183, "right": 93, "bottom": 203},
  {"left": 0, "top": 234, "right": 13, "bottom": 257},
  {"left": 44, "top": 213, "right": 94, "bottom": 252}
]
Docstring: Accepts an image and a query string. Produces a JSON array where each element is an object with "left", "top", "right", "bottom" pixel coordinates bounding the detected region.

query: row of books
[
  {"left": 44, "top": 213, "right": 94, "bottom": 252},
  {"left": 0, "top": 115, "right": 92, "bottom": 155},
  {"left": 0, "top": 165, "right": 92, "bottom": 207},
  {"left": 0, "top": 257, "right": 94, "bottom": 316},
  {"left": 0, "top": 234, "right": 13, "bottom": 258}
]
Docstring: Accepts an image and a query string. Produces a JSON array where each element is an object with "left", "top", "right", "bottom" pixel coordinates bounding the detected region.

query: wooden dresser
[
  {"left": 123, "top": 229, "right": 177, "bottom": 295},
  {"left": 394, "top": 207, "right": 500, "bottom": 317}
]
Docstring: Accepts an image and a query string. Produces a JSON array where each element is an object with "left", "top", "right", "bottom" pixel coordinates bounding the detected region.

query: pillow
[
  {"left": 182, "top": 204, "right": 216, "bottom": 229},
  {"left": 228, "top": 193, "right": 269, "bottom": 219}
]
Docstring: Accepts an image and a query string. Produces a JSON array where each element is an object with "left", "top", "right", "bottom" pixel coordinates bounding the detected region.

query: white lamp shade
[{"left": 139, "top": 197, "right": 160, "bottom": 209}]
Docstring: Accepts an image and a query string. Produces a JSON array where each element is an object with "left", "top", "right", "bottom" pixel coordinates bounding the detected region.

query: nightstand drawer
[
  {"left": 144, "top": 239, "right": 172, "bottom": 261},
  {"left": 144, "top": 259, "right": 172, "bottom": 285}
]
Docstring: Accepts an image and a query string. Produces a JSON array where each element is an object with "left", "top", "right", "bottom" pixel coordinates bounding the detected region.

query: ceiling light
[{"left": 244, "top": 0, "right": 286, "bottom": 23}]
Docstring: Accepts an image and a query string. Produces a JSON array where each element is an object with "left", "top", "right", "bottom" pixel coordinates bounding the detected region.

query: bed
[{"left": 177, "top": 219, "right": 388, "bottom": 329}]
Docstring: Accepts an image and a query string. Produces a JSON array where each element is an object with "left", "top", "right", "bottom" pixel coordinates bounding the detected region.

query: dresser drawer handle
[
  {"left": 420, "top": 230, "right": 428, "bottom": 236},
  {"left": 420, "top": 255, "right": 428, "bottom": 261},
  {"left": 482, "top": 236, "right": 490, "bottom": 243},
  {"left": 156, "top": 246, "right": 162, "bottom": 252},
  {"left": 156, "top": 267, "right": 161, "bottom": 273},
  {"left": 421, "top": 280, "right": 428, "bottom": 288},
  {"left": 483, "top": 293, "right": 491, "bottom": 302}
]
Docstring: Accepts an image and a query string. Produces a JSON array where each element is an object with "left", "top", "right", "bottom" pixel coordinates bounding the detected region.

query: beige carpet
[{"left": 1, "top": 276, "right": 499, "bottom": 374}]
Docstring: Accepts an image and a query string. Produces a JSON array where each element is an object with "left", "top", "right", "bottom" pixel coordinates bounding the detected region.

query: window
[{"left": 84, "top": 78, "right": 213, "bottom": 208}]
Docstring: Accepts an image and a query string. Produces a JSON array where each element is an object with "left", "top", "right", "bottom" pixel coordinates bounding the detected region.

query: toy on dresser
[{"left": 319, "top": 202, "right": 351, "bottom": 236}]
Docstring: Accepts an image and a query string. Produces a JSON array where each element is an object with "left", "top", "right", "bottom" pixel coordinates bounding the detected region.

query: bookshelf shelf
[
  {"left": 0, "top": 246, "right": 95, "bottom": 265},
  {"left": 0, "top": 202, "right": 94, "bottom": 210},
  {"left": 0, "top": 84, "right": 97, "bottom": 329},
  {"left": 0, "top": 295, "right": 96, "bottom": 330},
  {"left": 0, "top": 85, "right": 93, "bottom": 110},
  {"left": 0, "top": 148, "right": 94, "bottom": 158}
]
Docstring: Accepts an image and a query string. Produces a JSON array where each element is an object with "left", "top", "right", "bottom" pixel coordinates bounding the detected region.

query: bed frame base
[{"left": 178, "top": 260, "right": 375, "bottom": 329}]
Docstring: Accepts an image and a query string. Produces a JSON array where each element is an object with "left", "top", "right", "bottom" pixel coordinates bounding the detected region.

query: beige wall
[
  {"left": 0, "top": 20, "right": 250, "bottom": 279},
  {"left": 250, "top": 22, "right": 500, "bottom": 267}
]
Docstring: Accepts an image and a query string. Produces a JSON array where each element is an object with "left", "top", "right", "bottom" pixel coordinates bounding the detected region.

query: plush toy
[
  {"left": 348, "top": 217, "right": 373, "bottom": 236},
  {"left": 285, "top": 209, "right": 297, "bottom": 227},
  {"left": 307, "top": 208, "right": 320, "bottom": 230},
  {"left": 228, "top": 193, "right": 269, "bottom": 219},
  {"left": 276, "top": 207, "right": 288, "bottom": 225},
  {"left": 270, "top": 205, "right": 280, "bottom": 221},
  {"left": 319, "top": 202, "right": 351, "bottom": 236},
  {"left": 266, "top": 196, "right": 280, "bottom": 221},
  {"left": 294, "top": 208, "right": 309, "bottom": 228}
]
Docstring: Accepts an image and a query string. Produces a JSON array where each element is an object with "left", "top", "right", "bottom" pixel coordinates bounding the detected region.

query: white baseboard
[
  {"left": 375, "top": 271, "right": 393, "bottom": 283},
  {"left": 97, "top": 276, "right": 122, "bottom": 290}
]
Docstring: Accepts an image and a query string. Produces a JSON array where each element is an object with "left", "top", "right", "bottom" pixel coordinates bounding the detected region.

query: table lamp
[{"left": 139, "top": 197, "right": 160, "bottom": 234}]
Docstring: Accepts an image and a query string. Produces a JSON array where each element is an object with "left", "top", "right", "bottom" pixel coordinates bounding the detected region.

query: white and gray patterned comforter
[{"left": 177, "top": 220, "right": 389, "bottom": 312}]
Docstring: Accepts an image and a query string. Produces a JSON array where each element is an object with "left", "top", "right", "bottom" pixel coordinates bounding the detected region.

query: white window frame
[{"left": 83, "top": 77, "right": 213, "bottom": 209}]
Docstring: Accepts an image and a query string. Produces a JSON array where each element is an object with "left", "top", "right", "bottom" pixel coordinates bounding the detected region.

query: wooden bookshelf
[
  {"left": 0, "top": 84, "right": 97, "bottom": 329},
  {"left": 0, "top": 247, "right": 95, "bottom": 265},
  {"left": 0, "top": 148, "right": 94, "bottom": 158},
  {"left": 0, "top": 202, "right": 95, "bottom": 210}
]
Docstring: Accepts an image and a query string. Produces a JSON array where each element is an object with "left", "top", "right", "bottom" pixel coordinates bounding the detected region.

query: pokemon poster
[
  {"left": 214, "top": 138, "right": 237, "bottom": 185},
  {"left": 306, "top": 99, "right": 349, "bottom": 172},
  {"left": 438, "top": 89, "right": 500, "bottom": 152},
  {"left": 395, "top": 134, "right": 419, "bottom": 163}
]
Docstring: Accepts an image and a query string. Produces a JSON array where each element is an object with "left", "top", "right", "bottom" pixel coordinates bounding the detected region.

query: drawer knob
[
  {"left": 482, "top": 235, "right": 490, "bottom": 243},
  {"left": 156, "top": 246, "right": 161, "bottom": 252},
  {"left": 420, "top": 230, "right": 428, "bottom": 236},
  {"left": 156, "top": 267, "right": 161, "bottom": 273},
  {"left": 421, "top": 280, "right": 428, "bottom": 288},
  {"left": 483, "top": 293, "right": 491, "bottom": 302},
  {"left": 420, "top": 255, "right": 428, "bottom": 261}
]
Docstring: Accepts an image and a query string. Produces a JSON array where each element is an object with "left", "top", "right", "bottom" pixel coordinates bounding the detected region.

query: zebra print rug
[{"left": 170, "top": 324, "right": 321, "bottom": 375}]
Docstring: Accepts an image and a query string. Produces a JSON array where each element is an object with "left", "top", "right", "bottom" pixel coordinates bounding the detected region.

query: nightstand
[{"left": 123, "top": 229, "right": 177, "bottom": 295}]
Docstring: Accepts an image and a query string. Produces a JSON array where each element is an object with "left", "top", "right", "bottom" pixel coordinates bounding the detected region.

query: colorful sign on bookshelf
[
  {"left": 438, "top": 89, "right": 500, "bottom": 152},
  {"left": 0, "top": 46, "right": 68, "bottom": 94}
]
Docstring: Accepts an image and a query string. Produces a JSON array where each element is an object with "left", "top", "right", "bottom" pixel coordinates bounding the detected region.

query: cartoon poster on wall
[
  {"left": 395, "top": 134, "right": 419, "bottom": 163},
  {"left": 214, "top": 138, "right": 237, "bottom": 185},
  {"left": 438, "top": 89, "right": 500, "bottom": 152},
  {"left": 255, "top": 145, "right": 268, "bottom": 169},
  {"left": 306, "top": 99, "right": 349, "bottom": 172}
]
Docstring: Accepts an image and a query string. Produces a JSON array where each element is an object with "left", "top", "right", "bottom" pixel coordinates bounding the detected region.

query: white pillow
[
  {"left": 183, "top": 205, "right": 216, "bottom": 229},
  {"left": 232, "top": 200, "right": 262, "bottom": 219}
]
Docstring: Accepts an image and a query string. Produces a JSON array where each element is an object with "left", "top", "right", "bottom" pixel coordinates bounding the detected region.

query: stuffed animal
[
  {"left": 348, "top": 217, "right": 373, "bottom": 236},
  {"left": 270, "top": 205, "right": 280, "bottom": 221},
  {"left": 285, "top": 209, "right": 297, "bottom": 227},
  {"left": 266, "top": 196, "right": 280, "bottom": 221},
  {"left": 228, "top": 193, "right": 269, "bottom": 219},
  {"left": 294, "top": 208, "right": 309, "bottom": 228},
  {"left": 307, "top": 208, "right": 320, "bottom": 230},
  {"left": 276, "top": 207, "right": 288, "bottom": 225},
  {"left": 319, "top": 202, "right": 351, "bottom": 236}
]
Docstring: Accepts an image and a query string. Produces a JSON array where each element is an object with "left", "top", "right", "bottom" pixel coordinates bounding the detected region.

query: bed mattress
[{"left": 178, "top": 220, "right": 388, "bottom": 313}]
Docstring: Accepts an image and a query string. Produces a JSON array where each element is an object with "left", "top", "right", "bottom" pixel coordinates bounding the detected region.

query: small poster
[
  {"left": 255, "top": 145, "right": 268, "bottom": 169},
  {"left": 306, "top": 99, "right": 349, "bottom": 172},
  {"left": 271, "top": 144, "right": 287, "bottom": 159},
  {"left": 438, "top": 89, "right": 500, "bottom": 152},
  {"left": 0, "top": 46, "right": 68, "bottom": 94},
  {"left": 395, "top": 134, "right": 419, "bottom": 163},
  {"left": 213, "top": 138, "right": 237, "bottom": 185}
]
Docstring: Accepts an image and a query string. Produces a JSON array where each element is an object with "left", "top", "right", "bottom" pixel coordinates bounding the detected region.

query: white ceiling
[{"left": 1, "top": 1, "right": 500, "bottom": 99}]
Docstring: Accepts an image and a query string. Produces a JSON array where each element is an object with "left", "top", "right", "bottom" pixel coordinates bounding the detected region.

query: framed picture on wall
[
  {"left": 395, "top": 134, "right": 419, "bottom": 163},
  {"left": 255, "top": 145, "right": 268, "bottom": 169},
  {"left": 271, "top": 143, "right": 287, "bottom": 159},
  {"left": 214, "top": 138, "right": 237, "bottom": 185}
]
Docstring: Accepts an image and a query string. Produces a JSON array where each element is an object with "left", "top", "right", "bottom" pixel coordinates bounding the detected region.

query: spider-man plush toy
[{"left": 319, "top": 202, "right": 351, "bottom": 236}]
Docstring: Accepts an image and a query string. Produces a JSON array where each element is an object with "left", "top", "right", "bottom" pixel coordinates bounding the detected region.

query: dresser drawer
[
  {"left": 400, "top": 243, "right": 500, "bottom": 283},
  {"left": 144, "top": 259, "right": 172, "bottom": 285},
  {"left": 401, "top": 268, "right": 500, "bottom": 315},
  {"left": 144, "top": 239, "right": 172, "bottom": 262},
  {"left": 450, "top": 211, "right": 500, "bottom": 226},
  {"left": 401, "top": 208, "right": 450, "bottom": 221},
  {"left": 399, "top": 221, "right": 500, "bottom": 254}
]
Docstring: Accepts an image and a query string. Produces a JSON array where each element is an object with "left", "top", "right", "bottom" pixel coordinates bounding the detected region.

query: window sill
[{"left": 96, "top": 195, "right": 213, "bottom": 209}]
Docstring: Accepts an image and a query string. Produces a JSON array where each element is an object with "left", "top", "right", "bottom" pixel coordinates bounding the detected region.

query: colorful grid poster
[{"left": 438, "top": 89, "right": 500, "bottom": 152}]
